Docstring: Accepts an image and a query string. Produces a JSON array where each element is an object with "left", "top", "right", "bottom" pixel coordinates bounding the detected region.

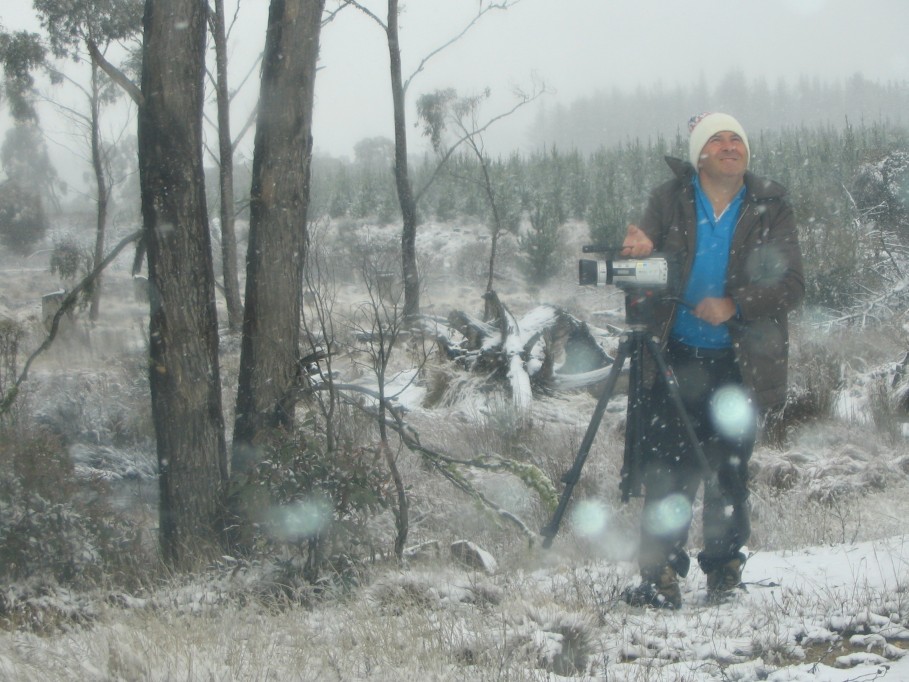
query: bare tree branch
[
  {"left": 403, "top": 1, "right": 520, "bottom": 93},
  {"left": 339, "top": 0, "right": 388, "bottom": 31},
  {"left": 414, "top": 83, "right": 544, "bottom": 204},
  {"left": 307, "top": 381, "right": 549, "bottom": 544},
  {"left": 0, "top": 230, "right": 143, "bottom": 415},
  {"left": 86, "top": 38, "right": 142, "bottom": 106},
  {"left": 231, "top": 103, "right": 259, "bottom": 153},
  {"left": 321, "top": 3, "right": 347, "bottom": 26},
  {"left": 229, "top": 51, "right": 263, "bottom": 105}
]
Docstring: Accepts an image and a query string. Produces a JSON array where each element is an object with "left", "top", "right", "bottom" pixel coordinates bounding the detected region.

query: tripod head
[{"left": 621, "top": 289, "right": 666, "bottom": 329}]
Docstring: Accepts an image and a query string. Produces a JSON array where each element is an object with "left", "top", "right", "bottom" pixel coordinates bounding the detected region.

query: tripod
[{"left": 541, "top": 295, "right": 712, "bottom": 549}]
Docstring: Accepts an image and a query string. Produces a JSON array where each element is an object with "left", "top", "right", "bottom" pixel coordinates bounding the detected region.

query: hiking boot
[
  {"left": 623, "top": 565, "right": 682, "bottom": 609},
  {"left": 705, "top": 553, "right": 746, "bottom": 603}
]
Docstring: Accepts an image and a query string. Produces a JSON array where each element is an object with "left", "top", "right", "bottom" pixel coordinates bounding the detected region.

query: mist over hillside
[{"left": 526, "top": 71, "right": 909, "bottom": 154}]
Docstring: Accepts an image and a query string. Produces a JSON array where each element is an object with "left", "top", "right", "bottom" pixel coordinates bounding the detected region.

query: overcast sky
[
  {"left": 308, "top": 0, "right": 909, "bottom": 157},
  {"left": 2, "top": 0, "right": 909, "bottom": 185}
]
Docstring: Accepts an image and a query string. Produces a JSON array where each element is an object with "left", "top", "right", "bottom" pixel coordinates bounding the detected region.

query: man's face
[{"left": 697, "top": 130, "right": 748, "bottom": 181}]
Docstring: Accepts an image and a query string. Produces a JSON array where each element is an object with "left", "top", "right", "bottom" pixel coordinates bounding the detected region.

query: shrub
[
  {"left": 49, "top": 235, "right": 92, "bottom": 282},
  {"left": 0, "top": 425, "right": 148, "bottom": 590},
  {"left": 227, "top": 413, "right": 393, "bottom": 585},
  {"left": 519, "top": 198, "right": 566, "bottom": 284},
  {"left": 868, "top": 374, "right": 903, "bottom": 445},
  {"left": 762, "top": 339, "right": 843, "bottom": 446},
  {"left": 0, "top": 180, "right": 48, "bottom": 255},
  {"left": 453, "top": 239, "right": 489, "bottom": 280}
]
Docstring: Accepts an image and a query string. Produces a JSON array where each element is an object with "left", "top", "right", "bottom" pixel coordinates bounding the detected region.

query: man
[{"left": 621, "top": 112, "right": 804, "bottom": 608}]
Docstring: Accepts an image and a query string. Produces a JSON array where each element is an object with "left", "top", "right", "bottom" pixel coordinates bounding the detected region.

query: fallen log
[{"left": 437, "top": 290, "right": 614, "bottom": 411}]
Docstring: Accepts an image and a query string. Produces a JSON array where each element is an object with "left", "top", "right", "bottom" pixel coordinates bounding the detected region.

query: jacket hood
[{"left": 663, "top": 155, "right": 788, "bottom": 202}]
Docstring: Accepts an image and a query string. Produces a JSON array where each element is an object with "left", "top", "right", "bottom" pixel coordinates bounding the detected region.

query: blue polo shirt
[{"left": 671, "top": 175, "right": 745, "bottom": 348}]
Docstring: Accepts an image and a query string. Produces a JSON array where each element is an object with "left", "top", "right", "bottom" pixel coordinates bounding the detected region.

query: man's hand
[
  {"left": 694, "top": 297, "right": 737, "bottom": 325},
  {"left": 621, "top": 224, "right": 654, "bottom": 258}
]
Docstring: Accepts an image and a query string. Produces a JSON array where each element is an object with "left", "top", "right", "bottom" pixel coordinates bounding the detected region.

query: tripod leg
[
  {"left": 566, "top": 338, "right": 631, "bottom": 484},
  {"left": 621, "top": 333, "right": 646, "bottom": 501},
  {"left": 644, "top": 336, "right": 713, "bottom": 476},
  {"left": 541, "top": 339, "right": 630, "bottom": 548}
]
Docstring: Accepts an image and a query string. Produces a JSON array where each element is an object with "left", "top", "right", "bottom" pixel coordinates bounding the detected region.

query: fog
[
  {"left": 1, "top": 0, "right": 908, "bottom": 189},
  {"left": 307, "top": 0, "right": 909, "bottom": 156}
]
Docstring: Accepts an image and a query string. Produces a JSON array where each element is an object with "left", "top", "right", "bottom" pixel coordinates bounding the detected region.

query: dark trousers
[{"left": 637, "top": 341, "right": 756, "bottom": 579}]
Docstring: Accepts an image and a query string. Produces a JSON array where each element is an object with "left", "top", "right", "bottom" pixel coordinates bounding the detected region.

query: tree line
[
  {"left": 528, "top": 70, "right": 909, "bottom": 155},
  {"left": 311, "top": 118, "right": 909, "bottom": 309}
]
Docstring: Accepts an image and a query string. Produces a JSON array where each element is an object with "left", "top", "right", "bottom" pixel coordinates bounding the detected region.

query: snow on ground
[
  {"left": 1, "top": 535, "right": 908, "bottom": 680},
  {"left": 3, "top": 218, "right": 909, "bottom": 679}
]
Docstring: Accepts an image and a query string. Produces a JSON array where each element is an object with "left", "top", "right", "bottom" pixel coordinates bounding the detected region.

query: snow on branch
[{"left": 435, "top": 291, "right": 613, "bottom": 413}]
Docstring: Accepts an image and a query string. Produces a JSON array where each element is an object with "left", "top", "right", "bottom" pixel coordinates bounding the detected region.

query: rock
[
  {"left": 133, "top": 275, "right": 149, "bottom": 302},
  {"left": 41, "top": 290, "right": 70, "bottom": 333},
  {"left": 450, "top": 540, "right": 497, "bottom": 574}
]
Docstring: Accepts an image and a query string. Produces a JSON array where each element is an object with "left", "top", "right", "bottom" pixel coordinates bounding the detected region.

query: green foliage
[
  {"left": 50, "top": 235, "right": 93, "bottom": 281},
  {"left": 852, "top": 149, "right": 909, "bottom": 243},
  {"left": 228, "top": 413, "right": 393, "bottom": 581},
  {"left": 763, "top": 340, "right": 843, "bottom": 446},
  {"left": 751, "top": 122, "right": 909, "bottom": 310},
  {"left": 525, "top": 146, "right": 567, "bottom": 225},
  {"left": 586, "top": 147, "right": 634, "bottom": 247},
  {"left": 519, "top": 196, "right": 565, "bottom": 284},
  {"left": 530, "top": 71, "right": 909, "bottom": 156},
  {"left": 0, "top": 179, "right": 48, "bottom": 254},
  {"left": 416, "top": 88, "right": 458, "bottom": 153},
  {"left": 562, "top": 148, "right": 589, "bottom": 220},
  {"left": 1, "top": 121, "right": 60, "bottom": 203},
  {"left": 490, "top": 154, "right": 525, "bottom": 234},
  {"left": 0, "top": 30, "right": 46, "bottom": 122},
  {"left": 33, "top": 0, "right": 143, "bottom": 61}
]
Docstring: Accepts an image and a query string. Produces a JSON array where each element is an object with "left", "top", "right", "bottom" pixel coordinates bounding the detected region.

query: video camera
[
  {"left": 578, "top": 246, "right": 679, "bottom": 327},
  {"left": 578, "top": 245, "right": 673, "bottom": 291}
]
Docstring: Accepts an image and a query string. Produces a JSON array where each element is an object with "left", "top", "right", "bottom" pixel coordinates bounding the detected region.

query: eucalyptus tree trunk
[
  {"left": 386, "top": 0, "right": 420, "bottom": 319},
  {"left": 232, "top": 0, "right": 325, "bottom": 473},
  {"left": 138, "top": 0, "right": 228, "bottom": 568},
  {"left": 344, "top": 0, "right": 518, "bottom": 320},
  {"left": 88, "top": 61, "right": 108, "bottom": 322},
  {"left": 211, "top": 0, "right": 243, "bottom": 332}
]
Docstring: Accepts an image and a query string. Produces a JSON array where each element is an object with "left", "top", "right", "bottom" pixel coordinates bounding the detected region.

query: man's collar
[{"left": 664, "top": 156, "right": 788, "bottom": 201}]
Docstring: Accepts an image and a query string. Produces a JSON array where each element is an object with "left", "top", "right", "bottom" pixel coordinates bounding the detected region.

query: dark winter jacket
[{"left": 638, "top": 156, "right": 805, "bottom": 410}]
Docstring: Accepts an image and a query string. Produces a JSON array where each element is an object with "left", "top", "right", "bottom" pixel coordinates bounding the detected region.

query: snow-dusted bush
[
  {"left": 227, "top": 414, "right": 394, "bottom": 586},
  {"left": 852, "top": 150, "right": 909, "bottom": 243},
  {"left": 31, "top": 360, "right": 153, "bottom": 447},
  {"left": 868, "top": 373, "right": 904, "bottom": 444},
  {"left": 452, "top": 239, "right": 489, "bottom": 280},
  {"left": 762, "top": 338, "right": 843, "bottom": 447},
  {"left": 0, "top": 425, "right": 148, "bottom": 595}
]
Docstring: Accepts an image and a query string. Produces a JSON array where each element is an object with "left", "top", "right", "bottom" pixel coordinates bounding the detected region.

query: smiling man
[{"left": 619, "top": 112, "right": 805, "bottom": 609}]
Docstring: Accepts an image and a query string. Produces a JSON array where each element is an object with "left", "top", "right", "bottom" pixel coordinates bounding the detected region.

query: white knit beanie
[{"left": 688, "top": 112, "right": 750, "bottom": 169}]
